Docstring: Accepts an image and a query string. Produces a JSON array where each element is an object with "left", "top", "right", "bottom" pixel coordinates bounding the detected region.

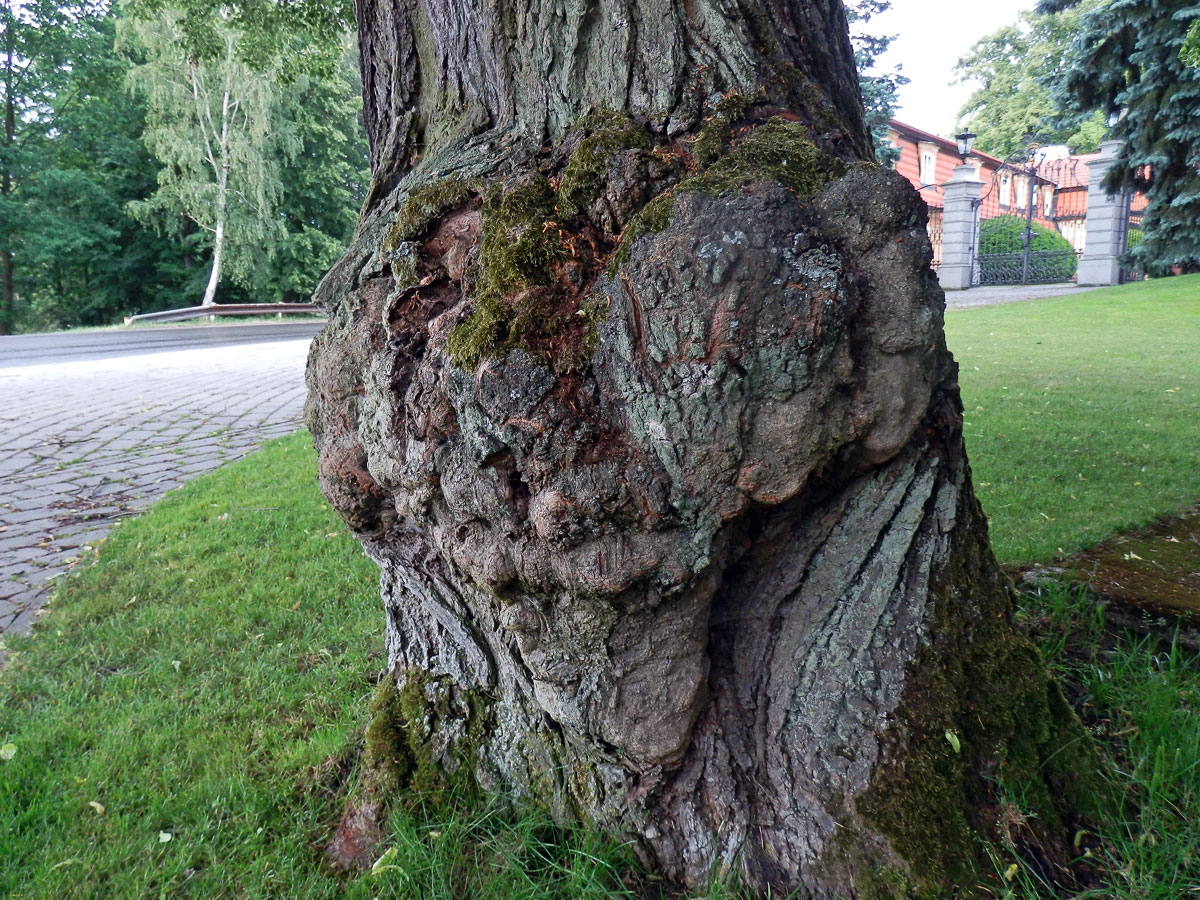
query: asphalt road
[{"left": 0, "top": 320, "right": 324, "bottom": 368}]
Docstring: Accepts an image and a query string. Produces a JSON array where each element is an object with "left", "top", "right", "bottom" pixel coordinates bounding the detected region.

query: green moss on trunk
[
  {"left": 853, "top": 496, "right": 1104, "bottom": 896},
  {"left": 446, "top": 176, "right": 564, "bottom": 367},
  {"left": 608, "top": 117, "right": 846, "bottom": 275},
  {"left": 691, "top": 92, "right": 752, "bottom": 168},
  {"left": 557, "top": 111, "right": 651, "bottom": 219},
  {"left": 447, "top": 114, "right": 847, "bottom": 368},
  {"left": 381, "top": 177, "right": 478, "bottom": 255},
  {"left": 357, "top": 669, "right": 495, "bottom": 807}
]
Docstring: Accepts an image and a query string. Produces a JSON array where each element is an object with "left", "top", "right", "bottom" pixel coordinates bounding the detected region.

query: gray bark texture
[{"left": 305, "top": 1, "right": 1100, "bottom": 895}]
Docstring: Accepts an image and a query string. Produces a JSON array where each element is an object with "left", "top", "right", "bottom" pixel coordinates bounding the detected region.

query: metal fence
[
  {"left": 973, "top": 162, "right": 1082, "bottom": 286},
  {"left": 927, "top": 208, "right": 943, "bottom": 271},
  {"left": 1120, "top": 196, "right": 1146, "bottom": 283}
]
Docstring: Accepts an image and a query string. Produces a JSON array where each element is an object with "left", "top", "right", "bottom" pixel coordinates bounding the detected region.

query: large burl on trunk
[{"left": 306, "top": 0, "right": 1100, "bottom": 895}]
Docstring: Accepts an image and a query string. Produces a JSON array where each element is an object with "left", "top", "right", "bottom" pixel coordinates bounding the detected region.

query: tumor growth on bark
[{"left": 305, "top": 1, "right": 1102, "bottom": 895}]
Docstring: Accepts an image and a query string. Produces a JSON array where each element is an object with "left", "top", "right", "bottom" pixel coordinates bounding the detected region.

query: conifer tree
[
  {"left": 847, "top": 0, "right": 907, "bottom": 165},
  {"left": 1045, "top": 0, "right": 1200, "bottom": 275}
]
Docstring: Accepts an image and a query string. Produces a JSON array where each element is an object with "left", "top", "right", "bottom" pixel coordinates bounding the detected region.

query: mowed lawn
[{"left": 945, "top": 274, "right": 1200, "bottom": 563}]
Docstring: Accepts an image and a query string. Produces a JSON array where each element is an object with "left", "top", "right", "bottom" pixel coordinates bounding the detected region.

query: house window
[
  {"left": 1015, "top": 176, "right": 1028, "bottom": 209},
  {"left": 917, "top": 141, "right": 938, "bottom": 186},
  {"left": 999, "top": 173, "right": 1011, "bottom": 207},
  {"left": 1043, "top": 185, "right": 1054, "bottom": 217}
]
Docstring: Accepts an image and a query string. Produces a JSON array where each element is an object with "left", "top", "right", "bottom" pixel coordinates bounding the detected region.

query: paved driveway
[
  {"left": 943, "top": 282, "right": 1103, "bottom": 310},
  {"left": 0, "top": 322, "right": 320, "bottom": 635}
]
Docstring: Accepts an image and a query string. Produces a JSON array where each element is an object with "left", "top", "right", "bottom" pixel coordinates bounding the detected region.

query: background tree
[
  {"left": 6, "top": 7, "right": 195, "bottom": 330},
  {"left": 0, "top": 0, "right": 363, "bottom": 332},
  {"left": 1185, "top": 19, "right": 1200, "bottom": 64},
  {"left": 125, "top": 11, "right": 282, "bottom": 307},
  {"left": 1044, "top": 0, "right": 1200, "bottom": 275},
  {"left": 305, "top": 0, "right": 1101, "bottom": 896},
  {"left": 847, "top": 0, "right": 908, "bottom": 165},
  {"left": 954, "top": 5, "right": 1106, "bottom": 158},
  {"left": 0, "top": 0, "right": 123, "bottom": 333},
  {"left": 245, "top": 45, "right": 366, "bottom": 303}
]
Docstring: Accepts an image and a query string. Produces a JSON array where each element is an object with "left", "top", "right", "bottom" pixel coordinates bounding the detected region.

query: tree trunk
[
  {"left": 199, "top": 58, "right": 234, "bottom": 309},
  {"left": 305, "top": 1, "right": 1101, "bottom": 895}
]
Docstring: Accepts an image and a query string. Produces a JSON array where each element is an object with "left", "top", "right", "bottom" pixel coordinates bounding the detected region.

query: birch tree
[{"left": 125, "top": 10, "right": 283, "bottom": 306}]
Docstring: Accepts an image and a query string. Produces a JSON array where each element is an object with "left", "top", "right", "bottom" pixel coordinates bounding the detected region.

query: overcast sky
[{"left": 864, "top": 0, "right": 1036, "bottom": 136}]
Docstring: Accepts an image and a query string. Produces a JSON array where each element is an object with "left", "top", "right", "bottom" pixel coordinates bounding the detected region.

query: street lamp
[{"left": 955, "top": 131, "right": 977, "bottom": 163}]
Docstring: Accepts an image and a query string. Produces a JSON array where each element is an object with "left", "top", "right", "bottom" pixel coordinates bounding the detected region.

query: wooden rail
[{"left": 123, "top": 303, "right": 320, "bottom": 325}]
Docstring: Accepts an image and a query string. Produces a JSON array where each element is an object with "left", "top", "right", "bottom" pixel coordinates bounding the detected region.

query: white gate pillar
[
  {"left": 939, "top": 164, "right": 983, "bottom": 291},
  {"left": 1077, "top": 140, "right": 1128, "bottom": 286}
]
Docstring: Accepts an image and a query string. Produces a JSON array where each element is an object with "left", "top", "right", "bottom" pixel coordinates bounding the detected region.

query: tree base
[{"left": 308, "top": 110, "right": 1102, "bottom": 896}]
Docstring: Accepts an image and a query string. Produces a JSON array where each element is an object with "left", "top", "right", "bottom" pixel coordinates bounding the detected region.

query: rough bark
[{"left": 306, "top": 2, "right": 1100, "bottom": 895}]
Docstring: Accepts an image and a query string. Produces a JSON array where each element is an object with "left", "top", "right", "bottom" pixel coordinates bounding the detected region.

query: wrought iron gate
[
  {"left": 974, "top": 162, "right": 1082, "bottom": 286},
  {"left": 1120, "top": 194, "right": 1146, "bottom": 283}
]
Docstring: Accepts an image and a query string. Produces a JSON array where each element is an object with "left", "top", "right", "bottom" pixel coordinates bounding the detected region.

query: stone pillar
[
  {"left": 1077, "top": 140, "right": 1127, "bottom": 286},
  {"left": 938, "top": 164, "right": 983, "bottom": 291}
]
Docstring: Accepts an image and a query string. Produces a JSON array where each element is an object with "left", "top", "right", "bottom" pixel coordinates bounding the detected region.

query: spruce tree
[
  {"left": 1045, "top": 0, "right": 1200, "bottom": 275},
  {"left": 847, "top": 0, "right": 907, "bottom": 165}
]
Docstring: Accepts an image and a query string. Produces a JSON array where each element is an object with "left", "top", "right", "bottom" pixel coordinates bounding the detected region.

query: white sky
[{"left": 867, "top": 0, "right": 1036, "bottom": 136}]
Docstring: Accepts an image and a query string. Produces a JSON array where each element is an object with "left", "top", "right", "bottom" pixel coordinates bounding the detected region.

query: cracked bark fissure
[{"left": 305, "top": 1, "right": 1100, "bottom": 895}]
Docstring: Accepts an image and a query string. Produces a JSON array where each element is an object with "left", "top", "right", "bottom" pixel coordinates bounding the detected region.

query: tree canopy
[
  {"left": 953, "top": 5, "right": 1106, "bottom": 159},
  {"left": 1046, "top": 0, "right": 1200, "bottom": 275},
  {"left": 0, "top": 0, "right": 365, "bottom": 332}
]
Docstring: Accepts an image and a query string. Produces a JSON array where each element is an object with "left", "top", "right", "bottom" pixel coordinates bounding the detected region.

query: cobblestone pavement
[{"left": 0, "top": 328, "right": 318, "bottom": 635}]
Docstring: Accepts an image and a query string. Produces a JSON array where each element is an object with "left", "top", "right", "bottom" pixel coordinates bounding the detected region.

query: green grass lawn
[
  {"left": 946, "top": 274, "right": 1200, "bottom": 563},
  {"left": 2, "top": 277, "right": 1199, "bottom": 898},
  {"left": 0, "top": 434, "right": 636, "bottom": 900}
]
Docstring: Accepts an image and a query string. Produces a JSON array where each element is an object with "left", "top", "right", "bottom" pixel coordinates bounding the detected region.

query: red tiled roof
[{"left": 888, "top": 119, "right": 1007, "bottom": 168}]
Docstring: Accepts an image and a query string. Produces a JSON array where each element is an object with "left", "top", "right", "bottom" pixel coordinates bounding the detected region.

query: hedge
[{"left": 978, "top": 214, "right": 1078, "bottom": 283}]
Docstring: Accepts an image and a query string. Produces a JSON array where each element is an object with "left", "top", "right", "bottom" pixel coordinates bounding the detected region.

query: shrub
[{"left": 978, "top": 214, "right": 1078, "bottom": 283}]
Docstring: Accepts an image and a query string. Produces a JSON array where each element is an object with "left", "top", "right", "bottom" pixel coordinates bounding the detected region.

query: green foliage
[
  {"left": 954, "top": 4, "right": 1107, "bottom": 158},
  {"left": 846, "top": 0, "right": 908, "bottom": 165},
  {"left": 245, "top": 47, "right": 367, "bottom": 303},
  {"left": 0, "top": 0, "right": 187, "bottom": 332},
  {"left": 0, "top": 0, "right": 364, "bottom": 330},
  {"left": 124, "top": 10, "right": 284, "bottom": 305},
  {"left": 120, "top": 0, "right": 352, "bottom": 77},
  {"left": 1185, "top": 18, "right": 1200, "bottom": 64},
  {"left": 1049, "top": 0, "right": 1200, "bottom": 275},
  {"left": 977, "top": 214, "right": 1078, "bottom": 282}
]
